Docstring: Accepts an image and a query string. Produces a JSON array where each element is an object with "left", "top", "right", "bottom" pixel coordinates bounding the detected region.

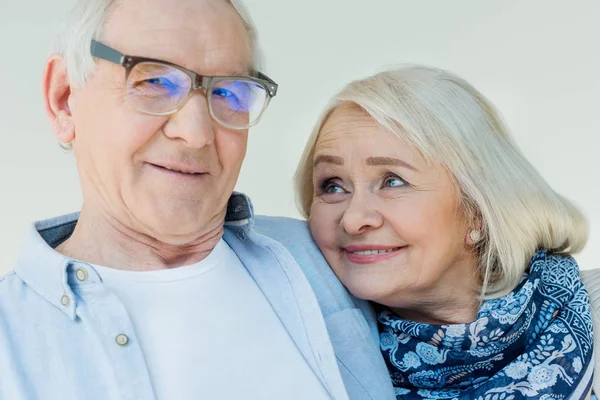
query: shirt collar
[
  {"left": 15, "top": 212, "right": 81, "bottom": 320},
  {"left": 224, "top": 192, "right": 254, "bottom": 224},
  {"left": 14, "top": 193, "right": 255, "bottom": 319}
]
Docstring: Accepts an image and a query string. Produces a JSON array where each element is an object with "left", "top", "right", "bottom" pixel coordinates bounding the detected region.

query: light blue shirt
[{"left": 0, "top": 193, "right": 395, "bottom": 400}]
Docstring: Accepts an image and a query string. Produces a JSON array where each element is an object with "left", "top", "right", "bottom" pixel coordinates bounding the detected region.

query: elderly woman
[{"left": 295, "top": 65, "right": 598, "bottom": 399}]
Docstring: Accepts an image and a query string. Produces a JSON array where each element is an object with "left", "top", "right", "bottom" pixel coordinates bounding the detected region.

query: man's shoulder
[
  {"left": 0, "top": 270, "right": 55, "bottom": 328},
  {"left": 252, "top": 215, "right": 315, "bottom": 248},
  {"left": 250, "top": 217, "right": 391, "bottom": 396},
  {"left": 253, "top": 214, "right": 309, "bottom": 233},
  {"left": 0, "top": 271, "right": 43, "bottom": 310},
  {"left": 0, "top": 271, "right": 24, "bottom": 295},
  {"left": 250, "top": 215, "right": 335, "bottom": 292}
]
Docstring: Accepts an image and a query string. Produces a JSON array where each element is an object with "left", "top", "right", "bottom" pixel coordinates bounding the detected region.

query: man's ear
[{"left": 43, "top": 55, "right": 75, "bottom": 145}]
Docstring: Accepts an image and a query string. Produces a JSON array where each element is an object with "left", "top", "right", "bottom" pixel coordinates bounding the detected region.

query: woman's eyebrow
[
  {"left": 314, "top": 155, "right": 344, "bottom": 167},
  {"left": 366, "top": 157, "right": 417, "bottom": 171}
]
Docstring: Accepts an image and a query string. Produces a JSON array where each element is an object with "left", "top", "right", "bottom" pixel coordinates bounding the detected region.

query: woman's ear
[{"left": 43, "top": 55, "right": 75, "bottom": 145}]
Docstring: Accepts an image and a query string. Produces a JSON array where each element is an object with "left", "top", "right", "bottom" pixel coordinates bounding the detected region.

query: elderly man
[{"left": 0, "top": 0, "right": 395, "bottom": 399}]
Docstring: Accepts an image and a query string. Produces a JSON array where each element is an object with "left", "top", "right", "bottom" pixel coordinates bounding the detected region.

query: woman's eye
[
  {"left": 325, "top": 184, "right": 344, "bottom": 194},
  {"left": 319, "top": 180, "right": 345, "bottom": 194},
  {"left": 383, "top": 175, "right": 406, "bottom": 188}
]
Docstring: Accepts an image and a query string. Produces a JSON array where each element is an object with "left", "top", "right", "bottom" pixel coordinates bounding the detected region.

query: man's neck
[{"left": 55, "top": 205, "right": 225, "bottom": 271}]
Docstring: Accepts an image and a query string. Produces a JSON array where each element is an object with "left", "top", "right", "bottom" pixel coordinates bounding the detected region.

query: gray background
[{"left": 1, "top": 0, "right": 598, "bottom": 274}]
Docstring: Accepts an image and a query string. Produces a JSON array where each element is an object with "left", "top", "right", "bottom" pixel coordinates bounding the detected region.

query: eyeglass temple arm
[
  {"left": 257, "top": 71, "right": 278, "bottom": 96},
  {"left": 90, "top": 40, "right": 126, "bottom": 66}
]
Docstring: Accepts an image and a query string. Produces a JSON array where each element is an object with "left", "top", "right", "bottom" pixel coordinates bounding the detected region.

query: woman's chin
[{"left": 343, "top": 277, "right": 398, "bottom": 304}]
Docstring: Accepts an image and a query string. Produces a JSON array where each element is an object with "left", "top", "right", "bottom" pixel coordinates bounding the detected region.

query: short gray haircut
[
  {"left": 54, "top": 0, "right": 263, "bottom": 88},
  {"left": 295, "top": 65, "right": 588, "bottom": 299}
]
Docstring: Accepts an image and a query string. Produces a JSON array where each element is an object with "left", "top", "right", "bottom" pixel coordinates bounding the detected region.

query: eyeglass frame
[{"left": 90, "top": 39, "right": 279, "bottom": 129}]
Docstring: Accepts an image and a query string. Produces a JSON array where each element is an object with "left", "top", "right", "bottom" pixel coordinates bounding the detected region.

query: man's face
[{"left": 68, "top": 0, "right": 252, "bottom": 244}]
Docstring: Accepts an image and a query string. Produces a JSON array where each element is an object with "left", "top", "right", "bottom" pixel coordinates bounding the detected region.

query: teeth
[{"left": 352, "top": 249, "right": 396, "bottom": 255}]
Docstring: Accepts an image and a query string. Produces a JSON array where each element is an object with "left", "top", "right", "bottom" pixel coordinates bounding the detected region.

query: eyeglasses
[{"left": 90, "top": 40, "right": 278, "bottom": 130}]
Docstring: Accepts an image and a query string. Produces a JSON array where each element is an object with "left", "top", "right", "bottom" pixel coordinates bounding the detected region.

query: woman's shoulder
[
  {"left": 581, "top": 268, "right": 600, "bottom": 301},
  {"left": 581, "top": 268, "right": 600, "bottom": 280},
  {"left": 580, "top": 268, "right": 600, "bottom": 398}
]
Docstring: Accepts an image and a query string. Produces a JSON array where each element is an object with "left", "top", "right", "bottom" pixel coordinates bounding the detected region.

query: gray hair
[
  {"left": 54, "top": 0, "right": 263, "bottom": 89},
  {"left": 295, "top": 65, "right": 588, "bottom": 299}
]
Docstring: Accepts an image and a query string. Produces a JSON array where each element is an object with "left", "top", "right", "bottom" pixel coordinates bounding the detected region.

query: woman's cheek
[{"left": 309, "top": 202, "right": 340, "bottom": 250}]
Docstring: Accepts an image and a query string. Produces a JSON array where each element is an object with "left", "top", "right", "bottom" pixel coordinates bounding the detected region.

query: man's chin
[
  {"left": 125, "top": 195, "right": 227, "bottom": 243},
  {"left": 142, "top": 218, "right": 212, "bottom": 244},
  {"left": 128, "top": 205, "right": 198, "bottom": 235}
]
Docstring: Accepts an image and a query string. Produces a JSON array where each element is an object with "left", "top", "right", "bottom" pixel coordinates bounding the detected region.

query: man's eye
[
  {"left": 146, "top": 77, "right": 162, "bottom": 85},
  {"left": 143, "top": 77, "right": 175, "bottom": 88},
  {"left": 212, "top": 88, "right": 235, "bottom": 98}
]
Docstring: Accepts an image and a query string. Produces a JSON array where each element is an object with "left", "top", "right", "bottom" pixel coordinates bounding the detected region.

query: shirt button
[
  {"left": 76, "top": 268, "right": 88, "bottom": 282},
  {"left": 236, "top": 231, "right": 246, "bottom": 241},
  {"left": 60, "top": 295, "right": 70, "bottom": 306},
  {"left": 115, "top": 334, "right": 129, "bottom": 346}
]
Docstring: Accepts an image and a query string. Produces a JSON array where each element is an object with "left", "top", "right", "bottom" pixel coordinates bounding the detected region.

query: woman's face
[{"left": 309, "top": 104, "right": 477, "bottom": 309}]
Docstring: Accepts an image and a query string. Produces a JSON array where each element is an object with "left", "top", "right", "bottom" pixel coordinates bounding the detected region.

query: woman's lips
[{"left": 343, "top": 245, "right": 406, "bottom": 264}]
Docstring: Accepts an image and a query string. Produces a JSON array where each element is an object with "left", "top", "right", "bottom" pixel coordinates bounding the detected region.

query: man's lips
[
  {"left": 148, "top": 162, "right": 208, "bottom": 175},
  {"left": 343, "top": 244, "right": 406, "bottom": 264}
]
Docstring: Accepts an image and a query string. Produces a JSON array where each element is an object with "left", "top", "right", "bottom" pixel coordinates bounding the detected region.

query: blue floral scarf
[{"left": 379, "top": 250, "right": 594, "bottom": 399}]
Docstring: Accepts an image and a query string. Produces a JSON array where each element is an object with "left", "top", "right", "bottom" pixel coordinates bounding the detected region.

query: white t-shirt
[{"left": 92, "top": 240, "right": 330, "bottom": 400}]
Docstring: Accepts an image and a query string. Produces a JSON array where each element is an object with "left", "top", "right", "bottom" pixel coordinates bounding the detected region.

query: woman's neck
[
  {"left": 390, "top": 293, "right": 480, "bottom": 325},
  {"left": 388, "top": 256, "right": 481, "bottom": 325}
]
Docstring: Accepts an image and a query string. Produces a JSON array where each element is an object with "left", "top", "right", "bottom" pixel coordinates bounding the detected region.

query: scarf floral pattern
[{"left": 379, "top": 250, "right": 594, "bottom": 399}]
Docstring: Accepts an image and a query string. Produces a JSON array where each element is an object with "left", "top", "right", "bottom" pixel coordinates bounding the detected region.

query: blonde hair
[
  {"left": 295, "top": 65, "right": 588, "bottom": 298},
  {"left": 53, "top": 0, "right": 263, "bottom": 89}
]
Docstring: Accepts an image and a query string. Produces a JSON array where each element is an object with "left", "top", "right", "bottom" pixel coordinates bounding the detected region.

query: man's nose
[{"left": 163, "top": 93, "right": 215, "bottom": 148}]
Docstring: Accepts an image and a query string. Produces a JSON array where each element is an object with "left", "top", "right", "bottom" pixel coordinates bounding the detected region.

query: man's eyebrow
[
  {"left": 366, "top": 157, "right": 417, "bottom": 171},
  {"left": 228, "top": 69, "right": 251, "bottom": 77},
  {"left": 314, "top": 155, "right": 344, "bottom": 167}
]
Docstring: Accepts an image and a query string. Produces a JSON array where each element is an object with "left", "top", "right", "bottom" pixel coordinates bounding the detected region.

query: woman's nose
[{"left": 340, "top": 193, "right": 384, "bottom": 235}]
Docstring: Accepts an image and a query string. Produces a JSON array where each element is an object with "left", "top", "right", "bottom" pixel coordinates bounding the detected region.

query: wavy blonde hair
[{"left": 295, "top": 65, "right": 588, "bottom": 298}]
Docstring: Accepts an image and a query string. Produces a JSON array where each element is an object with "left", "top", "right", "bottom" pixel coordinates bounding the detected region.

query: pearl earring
[
  {"left": 469, "top": 229, "right": 482, "bottom": 244},
  {"left": 58, "top": 142, "right": 72, "bottom": 152}
]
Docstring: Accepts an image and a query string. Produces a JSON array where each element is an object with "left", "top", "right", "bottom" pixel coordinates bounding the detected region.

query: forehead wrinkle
[
  {"left": 319, "top": 116, "right": 379, "bottom": 138},
  {"left": 313, "top": 104, "right": 430, "bottom": 176},
  {"left": 102, "top": 0, "right": 252, "bottom": 75},
  {"left": 122, "top": 34, "right": 249, "bottom": 76},
  {"left": 316, "top": 105, "right": 386, "bottom": 153}
]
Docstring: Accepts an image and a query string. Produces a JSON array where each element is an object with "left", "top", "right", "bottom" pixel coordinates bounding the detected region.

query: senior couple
[{"left": 1, "top": 0, "right": 597, "bottom": 399}]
